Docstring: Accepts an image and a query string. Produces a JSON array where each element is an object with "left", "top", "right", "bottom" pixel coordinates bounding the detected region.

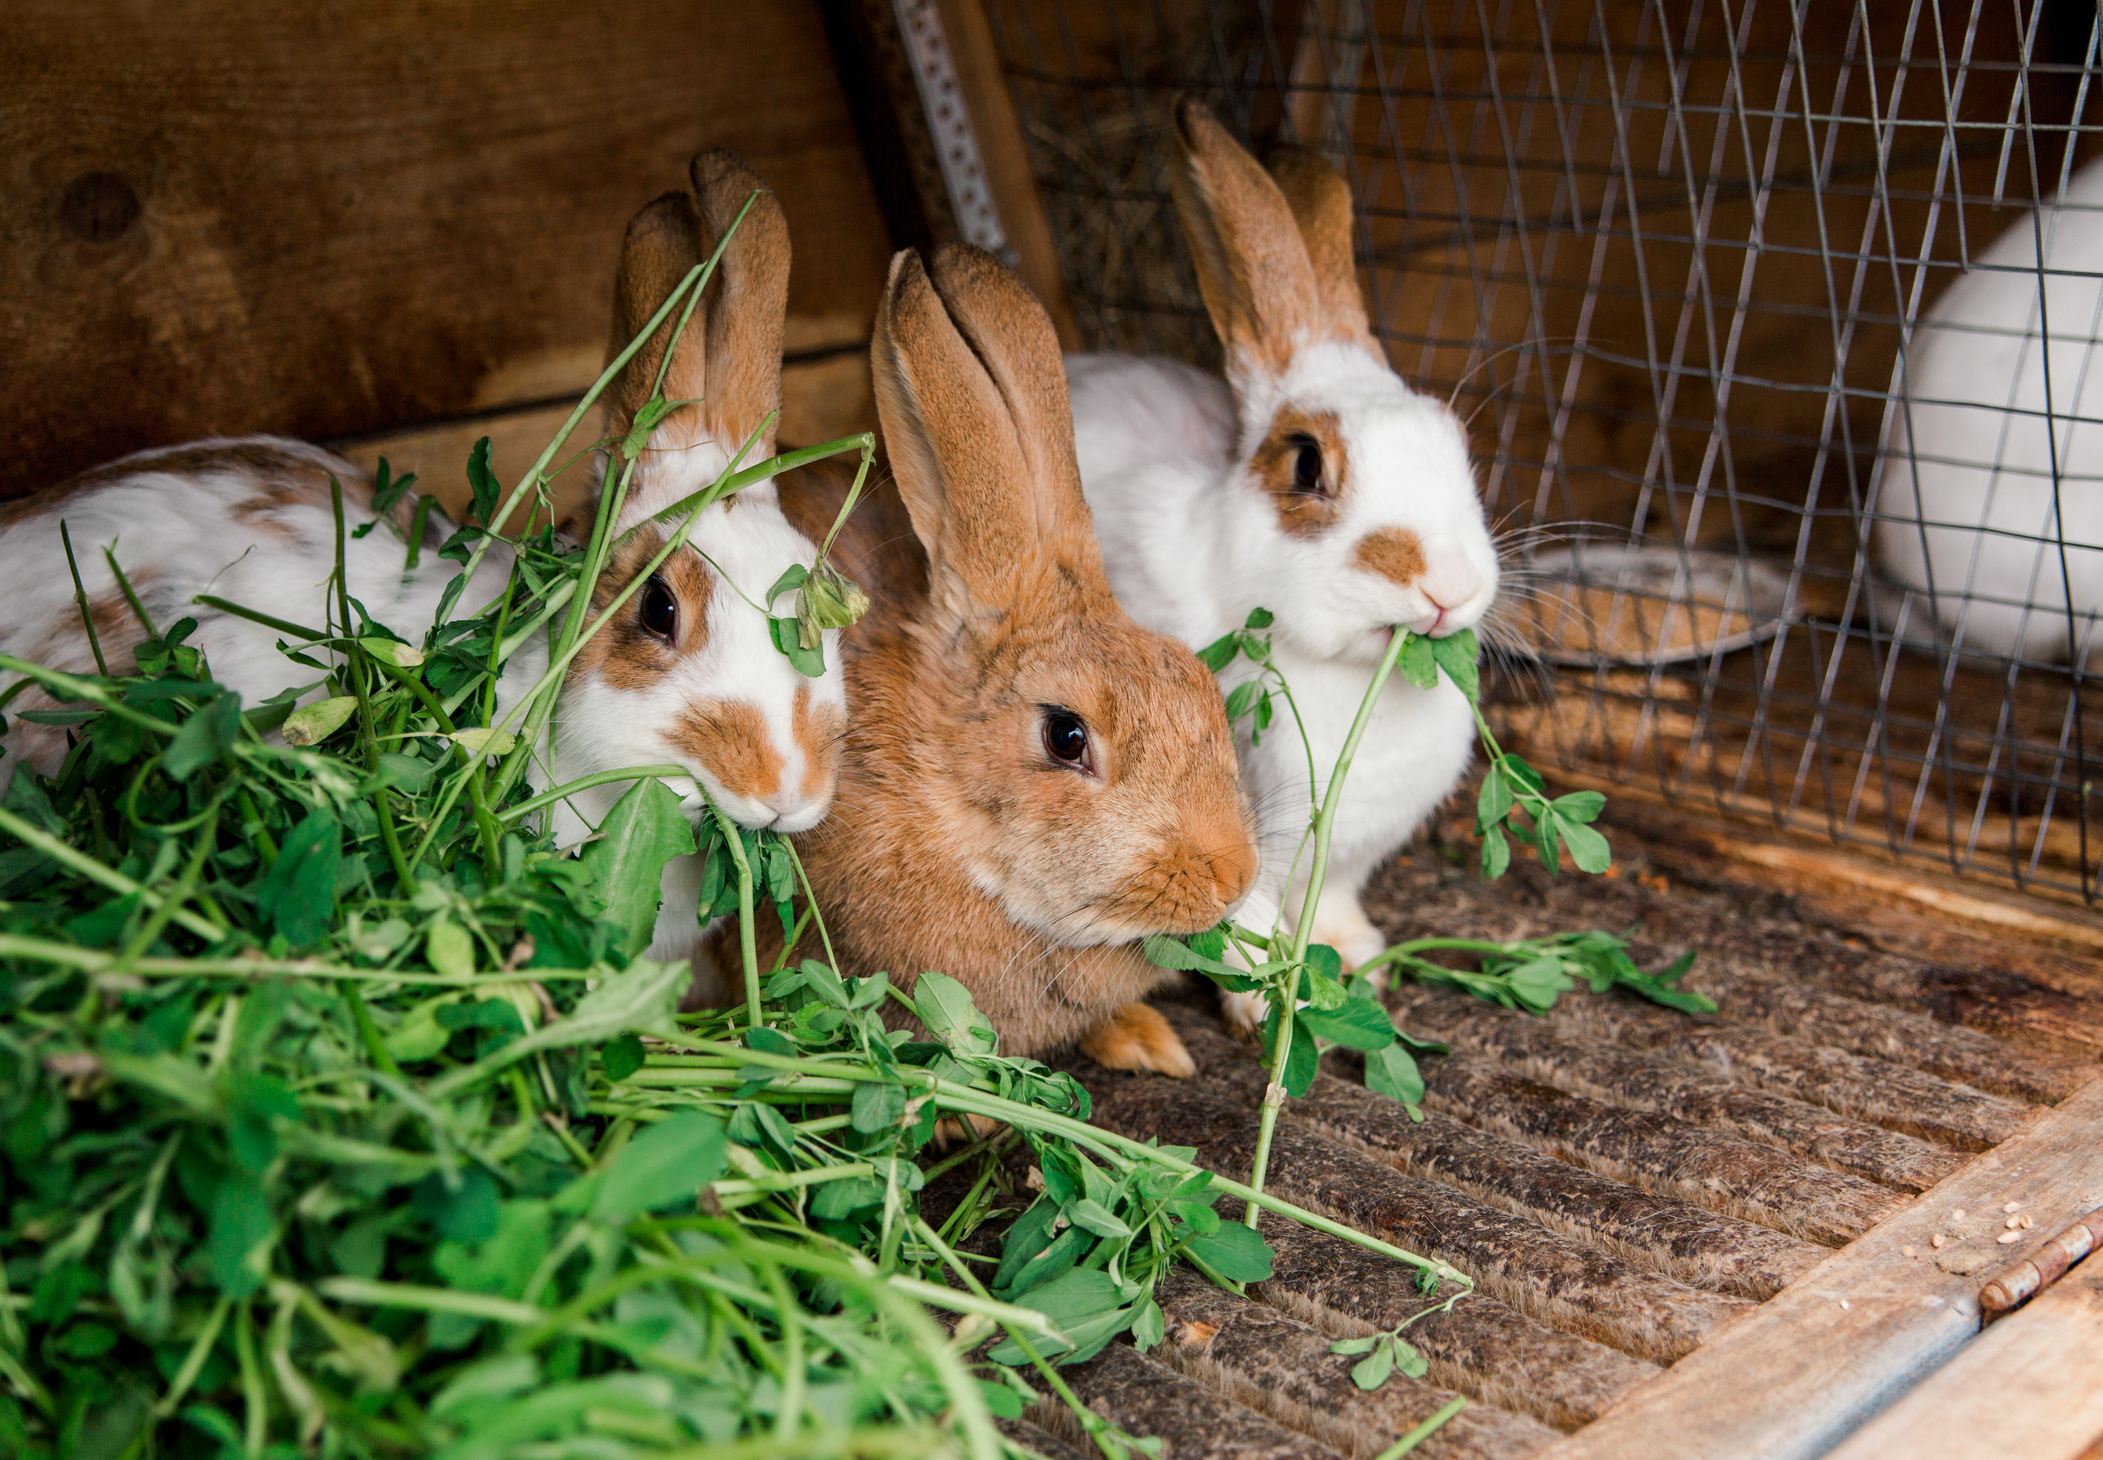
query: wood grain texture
[
  {"left": 0, "top": 0, "right": 893, "bottom": 499},
  {"left": 1539, "top": 1073, "right": 2103, "bottom": 1460},
  {"left": 1824, "top": 1257, "right": 2103, "bottom": 1460}
]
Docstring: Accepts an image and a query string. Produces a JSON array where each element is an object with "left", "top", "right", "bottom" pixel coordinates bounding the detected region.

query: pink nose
[{"left": 1418, "top": 535, "right": 1481, "bottom": 613}]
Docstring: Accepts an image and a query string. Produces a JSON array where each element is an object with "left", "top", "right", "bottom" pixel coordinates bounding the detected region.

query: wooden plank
[
  {"left": 1823, "top": 1258, "right": 2103, "bottom": 1460},
  {"left": 1539, "top": 1074, "right": 2103, "bottom": 1460},
  {"left": 333, "top": 348, "right": 876, "bottom": 532},
  {"left": 929, "top": 0, "right": 1078, "bottom": 346},
  {"left": 0, "top": 0, "right": 893, "bottom": 499}
]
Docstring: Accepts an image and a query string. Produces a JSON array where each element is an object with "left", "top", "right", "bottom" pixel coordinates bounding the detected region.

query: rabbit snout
[{"left": 1095, "top": 816, "right": 1258, "bottom": 936}]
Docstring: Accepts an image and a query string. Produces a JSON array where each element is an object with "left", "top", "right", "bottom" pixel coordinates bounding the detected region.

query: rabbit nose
[
  {"left": 765, "top": 788, "right": 827, "bottom": 834},
  {"left": 1418, "top": 535, "right": 1481, "bottom": 615}
]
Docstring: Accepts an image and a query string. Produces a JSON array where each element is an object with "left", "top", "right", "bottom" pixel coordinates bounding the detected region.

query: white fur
[
  {"left": 1068, "top": 342, "right": 1498, "bottom": 969},
  {"left": 1875, "top": 155, "right": 2103, "bottom": 662},
  {"left": 0, "top": 434, "right": 845, "bottom": 966}
]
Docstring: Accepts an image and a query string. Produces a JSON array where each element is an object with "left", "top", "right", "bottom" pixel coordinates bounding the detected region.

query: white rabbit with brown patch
[
  {"left": 1066, "top": 99, "right": 1499, "bottom": 1013},
  {"left": 774, "top": 243, "right": 1260, "bottom": 1077},
  {"left": 0, "top": 152, "right": 845, "bottom": 965}
]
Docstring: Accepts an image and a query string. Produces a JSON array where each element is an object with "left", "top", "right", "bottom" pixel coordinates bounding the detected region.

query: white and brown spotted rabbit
[{"left": 0, "top": 151, "right": 845, "bottom": 963}]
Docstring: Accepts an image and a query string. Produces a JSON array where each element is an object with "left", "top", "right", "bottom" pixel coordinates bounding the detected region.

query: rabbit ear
[
  {"left": 1171, "top": 96, "right": 1325, "bottom": 379},
  {"left": 872, "top": 243, "right": 1110, "bottom": 623},
  {"left": 605, "top": 150, "right": 789, "bottom": 462},
  {"left": 1266, "top": 144, "right": 1378, "bottom": 355},
  {"left": 688, "top": 151, "right": 791, "bottom": 454}
]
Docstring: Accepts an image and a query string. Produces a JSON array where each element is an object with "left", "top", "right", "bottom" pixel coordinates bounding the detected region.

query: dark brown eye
[
  {"left": 1042, "top": 708, "right": 1091, "bottom": 771},
  {"left": 640, "top": 578, "right": 678, "bottom": 642},
  {"left": 1291, "top": 436, "right": 1325, "bottom": 494}
]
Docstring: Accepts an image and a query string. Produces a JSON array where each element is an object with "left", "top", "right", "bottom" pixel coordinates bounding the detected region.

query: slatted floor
[{"left": 976, "top": 800, "right": 2103, "bottom": 1460}]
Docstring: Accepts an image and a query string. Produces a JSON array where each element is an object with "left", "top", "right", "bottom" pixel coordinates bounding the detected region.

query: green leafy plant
[
  {"left": 0, "top": 200, "right": 1490, "bottom": 1460},
  {"left": 1161, "top": 615, "right": 1708, "bottom": 1262}
]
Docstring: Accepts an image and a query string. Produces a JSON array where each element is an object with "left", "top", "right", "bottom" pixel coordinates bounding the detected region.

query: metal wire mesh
[{"left": 982, "top": 0, "right": 2103, "bottom": 902}]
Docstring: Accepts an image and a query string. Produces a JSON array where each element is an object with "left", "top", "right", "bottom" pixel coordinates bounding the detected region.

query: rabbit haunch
[
  {"left": 771, "top": 243, "right": 1258, "bottom": 1076},
  {"left": 0, "top": 150, "right": 846, "bottom": 967},
  {"left": 1066, "top": 98, "right": 1500, "bottom": 980},
  {"left": 1875, "top": 154, "right": 2103, "bottom": 663}
]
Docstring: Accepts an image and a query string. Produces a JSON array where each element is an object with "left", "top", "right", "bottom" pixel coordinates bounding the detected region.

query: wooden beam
[
  {"left": 1, "top": 0, "right": 892, "bottom": 499},
  {"left": 1540, "top": 1073, "right": 2103, "bottom": 1460},
  {"left": 1822, "top": 1258, "right": 2103, "bottom": 1460}
]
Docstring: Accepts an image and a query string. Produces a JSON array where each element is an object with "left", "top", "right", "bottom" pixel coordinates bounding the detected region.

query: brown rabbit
[{"left": 777, "top": 244, "right": 1258, "bottom": 1076}]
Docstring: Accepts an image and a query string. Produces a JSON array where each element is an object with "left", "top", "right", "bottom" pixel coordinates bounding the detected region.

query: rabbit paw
[
  {"left": 1078, "top": 1003, "right": 1196, "bottom": 1077},
  {"left": 930, "top": 1113, "right": 1004, "bottom": 1150},
  {"left": 1310, "top": 892, "right": 1386, "bottom": 972},
  {"left": 1220, "top": 988, "right": 1268, "bottom": 1039}
]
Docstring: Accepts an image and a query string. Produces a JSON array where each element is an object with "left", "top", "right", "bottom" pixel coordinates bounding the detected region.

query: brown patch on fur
[
  {"left": 669, "top": 699, "right": 782, "bottom": 804},
  {"left": 1250, "top": 405, "right": 1347, "bottom": 537},
  {"left": 790, "top": 683, "right": 843, "bottom": 800},
  {"left": 1078, "top": 1003, "right": 1196, "bottom": 1077},
  {"left": 566, "top": 527, "right": 714, "bottom": 692},
  {"left": 1354, "top": 526, "right": 1427, "bottom": 588},
  {"left": 776, "top": 246, "right": 1258, "bottom": 1061},
  {"left": 603, "top": 151, "right": 790, "bottom": 471}
]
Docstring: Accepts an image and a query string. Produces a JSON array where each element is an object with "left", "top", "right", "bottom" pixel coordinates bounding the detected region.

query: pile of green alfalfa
[{"left": 0, "top": 247, "right": 1710, "bottom": 1460}]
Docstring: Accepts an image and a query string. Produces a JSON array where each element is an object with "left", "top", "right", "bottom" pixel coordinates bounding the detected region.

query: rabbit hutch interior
[{"left": 6, "top": 1, "right": 2103, "bottom": 1458}]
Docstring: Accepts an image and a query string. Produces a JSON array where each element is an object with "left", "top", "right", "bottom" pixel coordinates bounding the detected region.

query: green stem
[
  {"left": 1375, "top": 1396, "right": 1468, "bottom": 1460},
  {"left": 60, "top": 520, "right": 110, "bottom": 677},
  {"left": 190, "top": 595, "right": 327, "bottom": 642},
  {"left": 1245, "top": 625, "right": 1413, "bottom": 1228},
  {"left": 778, "top": 837, "right": 839, "bottom": 978},
  {"left": 705, "top": 801, "right": 762, "bottom": 1027},
  {"left": 0, "top": 807, "right": 221, "bottom": 942}
]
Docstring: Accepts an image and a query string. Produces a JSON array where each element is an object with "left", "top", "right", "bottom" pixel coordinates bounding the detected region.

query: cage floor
[{"left": 997, "top": 800, "right": 2103, "bottom": 1460}]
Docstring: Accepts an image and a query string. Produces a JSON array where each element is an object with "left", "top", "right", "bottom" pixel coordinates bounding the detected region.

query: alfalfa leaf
[
  {"left": 250, "top": 809, "right": 341, "bottom": 950},
  {"left": 1180, "top": 1220, "right": 1273, "bottom": 1283},
  {"left": 581, "top": 779, "right": 697, "bottom": 959},
  {"left": 592, "top": 1110, "right": 728, "bottom": 1222},
  {"left": 1351, "top": 1340, "right": 1395, "bottom": 1390},
  {"left": 163, "top": 691, "right": 242, "bottom": 780},
  {"left": 1428, "top": 626, "right": 1481, "bottom": 701},
  {"left": 912, "top": 971, "right": 998, "bottom": 1056},
  {"left": 1366, "top": 1044, "right": 1426, "bottom": 1115}
]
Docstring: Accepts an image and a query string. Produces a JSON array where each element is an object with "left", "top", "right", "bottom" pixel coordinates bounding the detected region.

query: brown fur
[
  {"left": 566, "top": 528, "right": 714, "bottom": 693},
  {"left": 1078, "top": 1002, "right": 1197, "bottom": 1078},
  {"left": 1353, "top": 526, "right": 1428, "bottom": 588},
  {"left": 1249, "top": 404, "right": 1348, "bottom": 537},
  {"left": 780, "top": 246, "right": 1258, "bottom": 1070},
  {"left": 604, "top": 151, "right": 791, "bottom": 468},
  {"left": 790, "top": 683, "right": 843, "bottom": 800},
  {"left": 1266, "top": 145, "right": 1379, "bottom": 354},
  {"left": 669, "top": 699, "right": 783, "bottom": 803},
  {"left": 1171, "top": 99, "right": 1381, "bottom": 379}
]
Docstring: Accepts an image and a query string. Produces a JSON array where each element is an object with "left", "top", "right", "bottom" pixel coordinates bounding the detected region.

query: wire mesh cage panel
[{"left": 981, "top": 0, "right": 2103, "bottom": 902}]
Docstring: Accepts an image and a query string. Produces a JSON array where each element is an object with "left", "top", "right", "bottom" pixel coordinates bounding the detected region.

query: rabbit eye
[
  {"left": 1290, "top": 436, "right": 1326, "bottom": 495},
  {"left": 1042, "top": 708, "right": 1093, "bottom": 772},
  {"left": 639, "top": 578, "right": 678, "bottom": 642}
]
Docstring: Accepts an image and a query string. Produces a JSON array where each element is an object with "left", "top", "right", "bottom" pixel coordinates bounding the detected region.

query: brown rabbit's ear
[
  {"left": 1266, "top": 144, "right": 1378, "bottom": 355},
  {"left": 871, "top": 243, "right": 1109, "bottom": 623},
  {"left": 605, "top": 150, "right": 789, "bottom": 463}
]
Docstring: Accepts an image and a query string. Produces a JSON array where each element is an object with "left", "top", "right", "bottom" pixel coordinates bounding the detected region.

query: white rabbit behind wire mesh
[{"left": 1876, "top": 155, "right": 2103, "bottom": 664}]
